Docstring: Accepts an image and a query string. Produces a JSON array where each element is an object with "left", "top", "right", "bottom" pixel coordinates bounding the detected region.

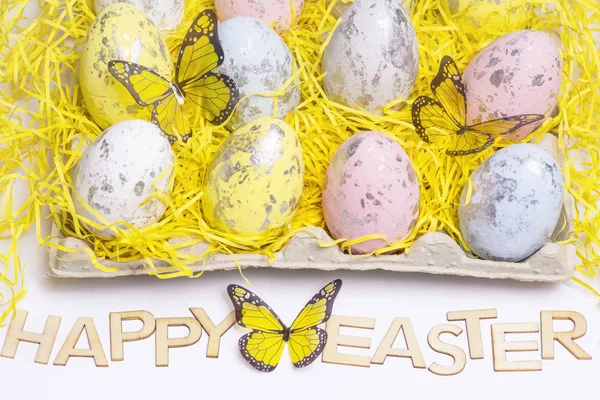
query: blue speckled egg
[{"left": 458, "top": 143, "right": 564, "bottom": 262}]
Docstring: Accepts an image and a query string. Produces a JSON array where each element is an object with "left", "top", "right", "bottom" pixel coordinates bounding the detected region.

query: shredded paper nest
[{"left": 0, "top": 0, "right": 599, "bottom": 326}]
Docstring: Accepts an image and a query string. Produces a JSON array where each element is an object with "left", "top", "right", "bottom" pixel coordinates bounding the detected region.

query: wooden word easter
[
  {"left": 0, "top": 309, "right": 592, "bottom": 374},
  {"left": 322, "top": 309, "right": 592, "bottom": 375}
]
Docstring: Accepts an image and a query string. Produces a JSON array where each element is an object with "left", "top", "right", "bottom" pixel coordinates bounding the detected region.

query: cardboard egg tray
[{"left": 47, "top": 134, "right": 577, "bottom": 282}]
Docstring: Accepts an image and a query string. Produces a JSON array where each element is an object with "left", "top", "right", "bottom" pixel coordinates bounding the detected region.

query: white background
[
  {"left": 1, "top": 2, "right": 599, "bottom": 399},
  {"left": 0, "top": 219, "right": 598, "bottom": 399}
]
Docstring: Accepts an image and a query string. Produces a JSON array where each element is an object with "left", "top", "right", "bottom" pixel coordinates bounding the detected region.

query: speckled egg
[
  {"left": 441, "top": 0, "right": 530, "bottom": 30},
  {"left": 458, "top": 143, "right": 564, "bottom": 262},
  {"left": 322, "top": 132, "right": 420, "bottom": 254},
  {"left": 215, "top": 0, "right": 304, "bottom": 31},
  {"left": 322, "top": 0, "right": 419, "bottom": 115},
  {"left": 73, "top": 120, "right": 175, "bottom": 239},
  {"left": 93, "top": 0, "right": 184, "bottom": 30},
  {"left": 202, "top": 116, "right": 304, "bottom": 236},
  {"left": 326, "top": 0, "right": 413, "bottom": 18},
  {"left": 215, "top": 17, "right": 301, "bottom": 130},
  {"left": 464, "top": 30, "right": 562, "bottom": 141},
  {"left": 80, "top": 3, "right": 172, "bottom": 130}
]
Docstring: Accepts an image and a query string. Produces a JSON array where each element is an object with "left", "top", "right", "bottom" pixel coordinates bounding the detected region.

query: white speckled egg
[
  {"left": 458, "top": 143, "right": 564, "bottom": 262},
  {"left": 326, "top": 0, "right": 413, "bottom": 18},
  {"left": 202, "top": 116, "right": 304, "bottom": 236},
  {"left": 464, "top": 30, "right": 562, "bottom": 141},
  {"left": 73, "top": 120, "right": 175, "bottom": 239},
  {"left": 215, "top": 17, "right": 300, "bottom": 130},
  {"left": 93, "top": 0, "right": 184, "bottom": 30},
  {"left": 322, "top": 131, "right": 420, "bottom": 254},
  {"left": 322, "top": 0, "right": 419, "bottom": 114},
  {"left": 215, "top": 0, "right": 304, "bottom": 31}
]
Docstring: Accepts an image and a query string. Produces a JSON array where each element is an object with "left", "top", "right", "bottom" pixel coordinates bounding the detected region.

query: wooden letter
[
  {"left": 110, "top": 310, "right": 156, "bottom": 362},
  {"left": 427, "top": 324, "right": 466, "bottom": 376},
  {"left": 54, "top": 317, "right": 108, "bottom": 367},
  {"left": 322, "top": 316, "right": 375, "bottom": 367},
  {"left": 189, "top": 309, "right": 236, "bottom": 358},
  {"left": 491, "top": 323, "right": 542, "bottom": 372},
  {"left": 447, "top": 308, "right": 497, "bottom": 359},
  {"left": 0, "top": 310, "right": 61, "bottom": 364},
  {"left": 371, "top": 317, "right": 426, "bottom": 368},
  {"left": 540, "top": 310, "right": 592, "bottom": 360},
  {"left": 155, "top": 317, "right": 202, "bottom": 367}
]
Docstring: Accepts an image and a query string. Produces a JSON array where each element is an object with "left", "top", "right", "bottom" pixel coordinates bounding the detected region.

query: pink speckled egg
[
  {"left": 464, "top": 30, "right": 562, "bottom": 141},
  {"left": 215, "top": 0, "right": 304, "bottom": 31},
  {"left": 322, "top": 132, "right": 420, "bottom": 254}
]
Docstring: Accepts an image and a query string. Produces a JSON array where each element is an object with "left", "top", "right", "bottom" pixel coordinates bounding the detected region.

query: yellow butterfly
[
  {"left": 411, "top": 56, "right": 545, "bottom": 156},
  {"left": 108, "top": 10, "right": 239, "bottom": 144},
  {"left": 227, "top": 279, "right": 342, "bottom": 372}
]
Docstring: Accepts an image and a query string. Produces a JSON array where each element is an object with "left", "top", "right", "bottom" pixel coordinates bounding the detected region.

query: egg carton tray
[{"left": 46, "top": 134, "right": 577, "bottom": 282}]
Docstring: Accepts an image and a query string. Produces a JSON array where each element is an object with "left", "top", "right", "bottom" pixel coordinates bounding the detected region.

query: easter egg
[
  {"left": 73, "top": 120, "right": 175, "bottom": 240},
  {"left": 326, "top": 0, "right": 413, "bottom": 18},
  {"left": 215, "top": 0, "right": 304, "bottom": 31},
  {"left": 215, "top": 17, "right": 301, "bottom": 130},
  {"left": 458, "top": 143, "right": 564, "bottom": 262},
  {"left": 322, "top": 132, "right": 420, "bottom": 254},
  {"left": 322, "top": 0, "right": 419, "bottom": 114},
  {"left": 441, "top": 0, "right": 530, "bottom": 30},
  {"left": 202, "top": 116, "right": 305, "bottom": 236},
  {"left": 93, "top": 0, "right": 184, "bottom": 30},
  {"left": 463, "top": 30, "right": 562, "bottom": 141},
  {"left": 80, "top": 3, "right": 172, "bottom": 130}
]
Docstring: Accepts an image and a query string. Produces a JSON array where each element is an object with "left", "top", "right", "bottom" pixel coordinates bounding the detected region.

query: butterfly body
[
  {"left": 282, "top": 327, "right": 291, "bottom": 342},
  {"left": 412, "top": 56, "right": 545, "bottom": 156},
  {"left": 170, "top": 83, "right": 185, "bottom": 105},
  {"left": 108, "top": 9, "right": 239, "bottom": 144},
  {"left": 228, "top": 280, "right": 342, "bottom": 372}
]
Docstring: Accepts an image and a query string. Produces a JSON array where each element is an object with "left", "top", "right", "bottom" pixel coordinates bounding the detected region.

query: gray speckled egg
[
  {"left": 458, "top": 143, "right": 564, "bottom": 262},
  {"left": 215, "top": 17, "right": 300, "bottom": 130},
  {"left": 73, "top": 120, "right": 175, "bottom": 239},
  {"left": 322, "top": 0, "right": 419, "bottom": 114}
]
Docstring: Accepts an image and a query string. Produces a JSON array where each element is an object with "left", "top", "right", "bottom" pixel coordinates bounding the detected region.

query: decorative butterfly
[
  {"left": 411, "top": 56, "right": 545, "bottom": 156},
  {"left": 108, "top": 10, "right": 239, "bottom": 144},
  {"left": 227, "top": 279, "right": 342, "bottom": 372}
]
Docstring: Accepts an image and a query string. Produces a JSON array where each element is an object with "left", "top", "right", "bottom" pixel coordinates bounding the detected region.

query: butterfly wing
[
  {"left": 431, "top": 55, "right": 467, "bottom": 126},
  {"left": 412, "top": 96, "right": 461, "bottom": 144},
  {"left": 289, "top": 327, "right": 327, "bottom": 368},
  {"left": 469, "top": 114, "right": 546, "bottom": 136},
  {"left": 108, "top": 60, "right": 172, "bottom": 107},
  {"left": 446, "top": 130, "right": 495, "bottom": 157},
  {"left": 239, "top": 331, "right": 286, "bottom": 372},
  {"left": 151, "top": 94, "right": 191, "bottom": 144},
  {"left": 176, "top": 9, "right": 224, "bottom": 85},
  {"left": 289, "top": 279, "right": 342, "bottom": 332},
  {"left": 283, "top": 279, "right": 342, "bottom": 368},
  {"left": 447, "top": 114, "right": 545, "bottom": 157},
  {"left": 182, "top": 71, "right": 239, "bottom": 125},
  {"left": 228, "top": 285, "right": 287, "bottom": 372},
  {"left": 227, "top": 285, "right": 286, "bottom": 332}
]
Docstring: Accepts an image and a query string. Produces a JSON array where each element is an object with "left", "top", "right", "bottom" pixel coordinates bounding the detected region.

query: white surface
[{"left": 0, "top": 213, "right": 599, "bottom": 399}]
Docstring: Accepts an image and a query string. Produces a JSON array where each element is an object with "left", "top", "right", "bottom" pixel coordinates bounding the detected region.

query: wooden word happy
[{"left": 0, "top": 308, "right": 592, "bottom": 374}]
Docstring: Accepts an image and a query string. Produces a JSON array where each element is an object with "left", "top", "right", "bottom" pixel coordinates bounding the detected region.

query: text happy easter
[{"left": 0, "top": 308, "right": 592, "bottom": 374}]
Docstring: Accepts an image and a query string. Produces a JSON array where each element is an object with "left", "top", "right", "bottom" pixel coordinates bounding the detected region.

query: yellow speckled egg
[
  {"left": 202, "top": 116, "right": 305, "bottom": 237},
  {"left": 80, "top": 3, "right": 172, "bottom": 130}
]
